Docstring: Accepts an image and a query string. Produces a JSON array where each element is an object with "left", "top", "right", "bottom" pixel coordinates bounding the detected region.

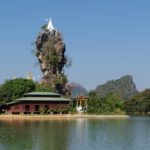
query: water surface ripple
[{"left": 0, "top": 117, "right": 150, "bottom": 150}]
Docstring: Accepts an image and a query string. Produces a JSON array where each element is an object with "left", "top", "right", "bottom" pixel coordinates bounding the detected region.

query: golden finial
[{"left": 27, "top": 72, "right": 31, "bottom": 80}]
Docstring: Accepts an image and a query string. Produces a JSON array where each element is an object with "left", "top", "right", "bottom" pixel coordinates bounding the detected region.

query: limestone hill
[{"left": 95, "top": 75, "right": 138, "bottom": 100}]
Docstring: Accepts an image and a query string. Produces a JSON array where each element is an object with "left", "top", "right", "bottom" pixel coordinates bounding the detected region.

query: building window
[
  {"left": 15, "top": 105, "right": 19, "bottom": 109},
  {"left": 35, "top": 105, "right": 39, "bottom": 111},
  {"left": 25, "top": 105, "right": 30, "bottom": 111},
  {"left": 7, "top": 106, "right": 11, "bottom": 110},
  {"left": 45, "top": 105, "right": 49, "bottom": 110}
]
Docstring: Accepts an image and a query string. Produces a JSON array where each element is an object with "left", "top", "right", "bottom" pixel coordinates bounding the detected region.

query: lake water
[{"left": 0, "top": 117, "right": 150, "bottom": 150}]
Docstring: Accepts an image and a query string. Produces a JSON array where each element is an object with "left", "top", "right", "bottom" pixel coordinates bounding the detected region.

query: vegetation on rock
[{"left": 35, "top": 82, "right": 55, "bottom": 92}]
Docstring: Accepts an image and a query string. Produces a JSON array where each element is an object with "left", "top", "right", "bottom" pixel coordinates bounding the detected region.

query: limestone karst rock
[
  {"left": 95, "top": 75, "right": 139, "bottom": 100},
  {"left": 70, "top": 83, "right": 89, "bottom": 98},
  {"left": 35, "top": 23, "right": 70, "bottom": 97}
]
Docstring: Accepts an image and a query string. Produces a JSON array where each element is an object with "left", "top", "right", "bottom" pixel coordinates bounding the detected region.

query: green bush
[
  {"left": 39, "top": 107, "right": 45, "bottom": 115},
  {"left": 112, "top": 108, "right": 126, "bottom": 115}
]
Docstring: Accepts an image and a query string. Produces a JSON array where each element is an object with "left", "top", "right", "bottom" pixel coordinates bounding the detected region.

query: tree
[
  {"left": 124, "top": 89, "right": 150, "bottom": 114},
  {"left": 0, "top": 78, "right": 35, "bottom": 105},
  {"left": 89, "top": 90, "right": 97, "bottom": 98},
  {"left": 87, "top": 93, "right": 124, "bottom": 114}
]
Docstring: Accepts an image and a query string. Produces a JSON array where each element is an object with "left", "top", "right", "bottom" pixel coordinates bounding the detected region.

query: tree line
[
  {"left": 1, "top": 78, "right": 150, "bottom": 115},
  {"left": 0, "top": 78, "right": 55, "bottom": 106}
]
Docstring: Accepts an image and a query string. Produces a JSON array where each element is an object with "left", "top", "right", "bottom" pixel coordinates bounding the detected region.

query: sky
[{"left": 0, "top": 0, "right": 150, "bottom": 91}]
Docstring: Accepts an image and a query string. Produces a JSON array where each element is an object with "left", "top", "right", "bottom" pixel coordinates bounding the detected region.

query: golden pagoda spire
[{"left": 27, "top": 72, "right": 31, "bottom": 80}]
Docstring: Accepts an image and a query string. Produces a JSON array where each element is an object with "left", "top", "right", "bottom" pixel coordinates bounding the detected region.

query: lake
[{"left": 0, "top": 117, "right": 150, "bottom": 150}]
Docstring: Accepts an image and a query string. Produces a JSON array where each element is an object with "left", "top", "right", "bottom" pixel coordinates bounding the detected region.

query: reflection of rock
[{"left": 35, "top": 21, "right": 70, "bottom": 97}]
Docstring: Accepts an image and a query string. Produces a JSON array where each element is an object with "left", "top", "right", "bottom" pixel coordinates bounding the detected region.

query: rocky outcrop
[
  {"left": 95, "top": 75, "right": 139, "bottom": 100},
  {"left": 70, "top": 83, "right": 89, "bottom": 98},
  {"left": 35, "top": 26, "right": 70, "bottom": 97}
]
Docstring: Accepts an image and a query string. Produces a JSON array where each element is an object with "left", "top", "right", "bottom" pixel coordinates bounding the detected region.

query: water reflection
[
  {"left": 0, "top": 117, "right": 150, "bottom": 150},
  {"left": 0, "top": 119, "right": 71, "bottom": 150},
  {"left": 0, "top": 120, "right": 33, "bottom": 150}
]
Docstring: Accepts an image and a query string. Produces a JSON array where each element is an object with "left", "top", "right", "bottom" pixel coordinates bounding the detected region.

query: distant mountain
[
  {"left": 95, "top": 75, "right": 139, "bottom": 100},
  {"left": 70, "top": 83, "right": 89, "bottom": 98}
]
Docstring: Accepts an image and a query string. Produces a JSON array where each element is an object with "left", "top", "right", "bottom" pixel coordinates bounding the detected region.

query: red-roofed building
[{"left": 5, "top": 92, "right": 70, "bottom": 114}]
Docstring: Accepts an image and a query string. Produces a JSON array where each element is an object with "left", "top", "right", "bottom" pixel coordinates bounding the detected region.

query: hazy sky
[{"left": 0, "top": 0, "right": 150, "bottom": 91}]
